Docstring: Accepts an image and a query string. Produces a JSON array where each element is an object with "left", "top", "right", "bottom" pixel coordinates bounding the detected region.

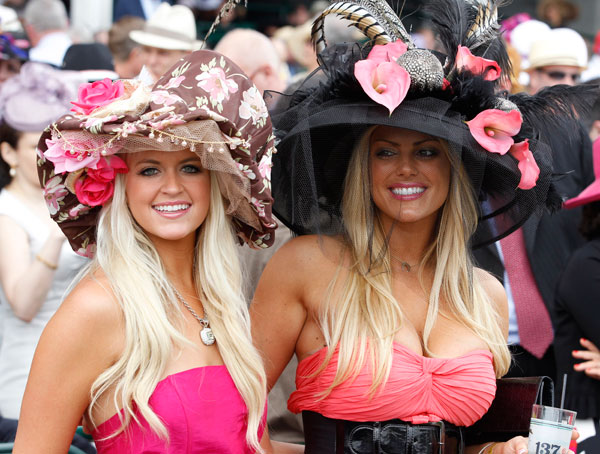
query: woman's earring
[{"left": 9, "top": 166, "right": 16, "bottom": 177}]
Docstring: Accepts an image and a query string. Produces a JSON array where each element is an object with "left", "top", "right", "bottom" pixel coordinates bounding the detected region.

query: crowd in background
[{"left": 0, "top": 0, "right": 599, "bottom": 452}]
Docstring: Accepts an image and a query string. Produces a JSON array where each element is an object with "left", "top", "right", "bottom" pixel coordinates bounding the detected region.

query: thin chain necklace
[
  {"left": 172, "top": 287, "right": 215, "bottom": 346},
  {"left": 390, "top": 254, "right": 418, "bottom": 272}
]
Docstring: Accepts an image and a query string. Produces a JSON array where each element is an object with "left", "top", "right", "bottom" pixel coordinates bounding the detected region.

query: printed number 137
[{"left": 534, "top": 442, "right": 561, "bottom": 454}]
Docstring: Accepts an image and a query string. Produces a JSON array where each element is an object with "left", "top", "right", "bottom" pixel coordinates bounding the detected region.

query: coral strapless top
[
  {"left": 288, "top": 343, "right": 496, "bottom": 426},
  {"left": 92, "top": 365, "right": 264, "bottom": 453}
]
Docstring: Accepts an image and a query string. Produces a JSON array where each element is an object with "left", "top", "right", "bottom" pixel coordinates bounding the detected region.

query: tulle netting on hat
[
  {"left": 56, "top": 120, "right": 260, "bottom": 231},
  {"left": 270, "top": 59, "right": 561, "bottom": 249}
]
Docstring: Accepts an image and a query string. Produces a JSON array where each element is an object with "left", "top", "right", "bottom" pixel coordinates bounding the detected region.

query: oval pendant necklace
[
  {"left": 390, "top": 254, "right": 417, "bottom": 272},
  {"left": 172, "top": 287, "right": 215, "bottom": 346}
]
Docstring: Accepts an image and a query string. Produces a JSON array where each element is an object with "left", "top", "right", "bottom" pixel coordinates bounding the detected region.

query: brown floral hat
[{"left": 37, "top": 50, "right": 277, "bottom": 257}]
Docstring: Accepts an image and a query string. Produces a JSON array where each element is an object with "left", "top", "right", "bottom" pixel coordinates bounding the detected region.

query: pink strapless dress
[
  {"left": 288, "top": 343, "right": 497, "bottom": 426},
  {"left": 92, "top": 365, "right": 265, "bottom": 453}
]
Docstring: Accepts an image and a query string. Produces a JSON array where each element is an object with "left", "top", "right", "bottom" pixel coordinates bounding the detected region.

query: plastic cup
[{"left": 528, "top": 404, "right": 576, "bottom": 454}]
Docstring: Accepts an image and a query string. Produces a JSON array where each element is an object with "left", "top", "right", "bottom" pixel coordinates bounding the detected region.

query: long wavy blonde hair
[
  {"left": 318, "top": 128, "right": 510, "bottom": 396},
  {"left": 84, "top": 170, "right": 266, "bottom": 451}
]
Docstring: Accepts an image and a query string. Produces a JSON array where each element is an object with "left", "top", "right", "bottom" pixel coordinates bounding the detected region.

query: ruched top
[
  {"left": 92, "top": 366, "right": 265, "bottom": 453},
  {"left": 288, "top": 343, "right": 496, "bottom": 426}
]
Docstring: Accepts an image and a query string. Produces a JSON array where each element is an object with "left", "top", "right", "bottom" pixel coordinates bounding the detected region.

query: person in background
[
  {"left": 107, "top": 15, "right": 146, "bottom": 80},
  {"left": 507, "top": 18, "right": 550, "bottom": 86},
  {"left": 473, "top": 25, "right": 595, "bottom": 381},
  {"left": 0, "top": 34, "right": 27, "bottom": 85},
  {"left": 582, "top": 31, "right": 600, "bottom": 84},
  {"left": 61, "top": 42, "right": 119, "bottom": 82},
  {"left": 215, "top": 29, "right": 287, "bottom": 97},
  {"left": 113, "top": 0, "right": 173, "bottom": 22},
  {"left": 0, "top": 62, "right": 90, "bottom": 451},
  {"left": 525, "top": 27, "right": 587, "bottom": 95},
  {"left": 537, "top": 0, "right": 579, "bottom": 28},
  {"left": 553, "top": 141, "right": 600, "bottom": 454},
  {"left": 273, "top": 20, "right": 317, "bottom": 81},
  {"left": 129, "top": 3, "right": 202, "bottom": 82},
  {"left": 22, "top": 0, "right": 71, "bottom": 68}
]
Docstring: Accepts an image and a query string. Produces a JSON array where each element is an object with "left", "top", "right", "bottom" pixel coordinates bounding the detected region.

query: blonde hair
[
  {"left": 318, "top": 128, "right": 510, "bottom": 396},
  {"left": 86, "top": 170, "right": 266, "bottom": 450}
]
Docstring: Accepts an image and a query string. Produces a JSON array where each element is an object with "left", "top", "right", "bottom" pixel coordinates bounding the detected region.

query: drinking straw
[{"left": 560, "top": 373, "right": 568, "bottom": 410}]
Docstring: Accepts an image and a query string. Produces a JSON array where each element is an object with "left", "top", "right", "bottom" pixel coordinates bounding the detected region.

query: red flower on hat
[
  {"left": 71, "top": 78, "right": 125, "bottom": 115},
  {"left": 74, "top": 155, "right": 128, "bottom": 206},
  {"left": 509, "top": 139, "right": 540, "bottom": 189},
  {"left": 456, "top": 46, "right": 501, "bottom": 81},
  {"left": 355, "top": 41, "right": 411, "bottom": 115},
  {"left": 466, "top": 109, "right": 522, "bottom": 155}
]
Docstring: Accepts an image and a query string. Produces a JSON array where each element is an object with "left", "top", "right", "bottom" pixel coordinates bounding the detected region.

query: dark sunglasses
[{"left": 537, "top": 69, "right": 581, "bottom": 83}]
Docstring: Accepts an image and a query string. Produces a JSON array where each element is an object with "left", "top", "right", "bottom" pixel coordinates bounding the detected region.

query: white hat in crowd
[
  {"left": 510, "top": 19, "right": 551, "bottom": 62},
  {"left": 129, "top": 3, "right": 203, "bottom": 51},
  {"left": 527, "top": 27, "right": 588, "bottom": 70}
]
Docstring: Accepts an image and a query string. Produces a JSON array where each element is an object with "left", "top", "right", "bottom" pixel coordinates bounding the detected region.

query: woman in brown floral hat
[{"left": 13, "top": 50, "right": 301, "bottom": 453}]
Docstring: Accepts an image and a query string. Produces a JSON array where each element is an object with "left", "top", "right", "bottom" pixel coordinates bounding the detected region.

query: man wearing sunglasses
[{"left": 526, "top": 27, "right": 588, "bottom": 94}]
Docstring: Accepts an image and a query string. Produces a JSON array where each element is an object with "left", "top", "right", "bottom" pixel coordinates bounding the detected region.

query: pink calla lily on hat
[
  {"left": 354, "top": 60, "right": 410, "bottom": 115},
  {"left": 456, "top": 46, "right": 501, "bottom": 81},
  {"left": 355, "top": 42, "right": 411, "bottom": 115},
  {"left": 466, "top": 109, "right": 522, "bottom": 155},
  {"left": 367, "top": 40, "right": 408, "bottom": 64},
  {"left": 509, "top": 140, "right": 540, "bottom": 189}
]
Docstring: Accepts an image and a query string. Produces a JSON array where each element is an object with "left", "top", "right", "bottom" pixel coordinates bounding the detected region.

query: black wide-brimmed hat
[{"left": 271, "top": 0, "right": 596, "bottom": 247}]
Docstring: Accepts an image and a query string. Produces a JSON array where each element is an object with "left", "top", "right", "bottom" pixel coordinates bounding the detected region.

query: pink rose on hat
[
  {"left": 74, "top": 155, "right": 128, "bottom": 207},
  {"left": 71, "top": 78, "right": 125, "bottom": 116}
]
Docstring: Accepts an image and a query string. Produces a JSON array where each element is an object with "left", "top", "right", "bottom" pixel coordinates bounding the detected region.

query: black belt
[{"left": 302, "top": 411, "right": 465, "bottom": 454}]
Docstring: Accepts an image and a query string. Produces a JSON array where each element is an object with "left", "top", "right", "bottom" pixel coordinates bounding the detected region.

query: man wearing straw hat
[
  {"left": 129, "top": 3, "right": 203, "bottom": 82},
  {"left": 526, "top": 27, "right": 588, "bottom": 95}
]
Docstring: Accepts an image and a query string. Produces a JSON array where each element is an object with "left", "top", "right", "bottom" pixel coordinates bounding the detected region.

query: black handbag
[{"left": 464, "top": 376, "right": 555, "bottom": 445}]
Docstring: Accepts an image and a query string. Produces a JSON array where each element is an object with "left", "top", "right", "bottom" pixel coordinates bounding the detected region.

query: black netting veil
[
  {"left": 273, "top": 94, "right": 560, "bottom": 248},
  {"left": 269, "top": 38, "right": 596, "bottom": 249}
]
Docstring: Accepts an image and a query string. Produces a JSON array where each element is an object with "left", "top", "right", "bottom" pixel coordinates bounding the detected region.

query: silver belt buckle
[{"left": 425, "top": 420, "right": 445, "bottom": 454}]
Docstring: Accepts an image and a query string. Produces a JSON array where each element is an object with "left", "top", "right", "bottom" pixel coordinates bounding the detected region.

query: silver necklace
[
  {"left": 172, "top": 287, "right": 215, "bottom": 346},
  {"left": 390, "top": 254, "right": 417, "bottom": 272}
]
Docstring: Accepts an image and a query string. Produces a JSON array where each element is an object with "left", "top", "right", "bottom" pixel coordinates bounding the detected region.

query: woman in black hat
[{"left": 250, "top": 1, "right": 592, "bottom": 453}]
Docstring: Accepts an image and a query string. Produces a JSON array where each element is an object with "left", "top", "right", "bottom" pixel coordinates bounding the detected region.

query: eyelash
[
  {"left": 417, "top": 148, "right": 439, "bottom": 158},
  {"left": 138, "top": 165, "right": 202, "bottom": 176},
  {"left": 139, "top": 167, "right": 159, "bottom": 176},
  {"left": 374, "top": 148, "right": 440, "bottom": 159}
]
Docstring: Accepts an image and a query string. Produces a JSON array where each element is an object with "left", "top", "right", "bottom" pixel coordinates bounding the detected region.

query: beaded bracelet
[
  {"left": 35, "top": 254, "right": 58, "bottom": 270},
  {"left": 478, "top": 442, "right": 498, "bottom": 454}
]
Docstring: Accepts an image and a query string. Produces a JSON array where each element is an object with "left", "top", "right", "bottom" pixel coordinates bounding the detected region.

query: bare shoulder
[
  {"left": 60, "top": 270, "right": 122, "bottom": 325},
  {"left": 16, "top": 269, "right": 125, "bottom": 450},
  {"left": 474, "top": 267, "right": 507, "bottom": 317},
  {"left": 270, "top": 234, "right": 345, "bottom": 271},
  {"left": 48, "top": 269, "right": 124, "bottom": 362}
]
